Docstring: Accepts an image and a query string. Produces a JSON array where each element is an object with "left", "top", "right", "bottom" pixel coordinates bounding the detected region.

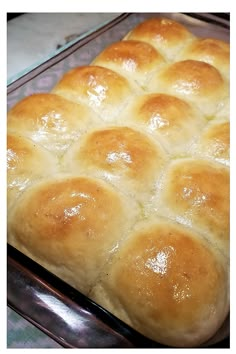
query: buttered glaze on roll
[
  {"left": 63, "top": 125, "right": 167, "bottom": 201},
  {"left": 7, "top": 133, "right": 57, "bottom": 209},
  {"left": 153, "top": 158, "right": 229, "bottom": 257},
  {"left": 148, "top": 60, "right": 229, "bottom": 117},
  {"left": 92, "top": 40, "right": 166, "bottom": 86},
  {"left": 177, "top": 37, "right": 230, "bottom": 80},
  {"left": 191, "top": 120, "right": 230, "bottom": 166},
  {"left": 7, "top": 93, "right": 100, "bottom": 154},
  {"left": 90, "top": 218, "right": 229, "bottom": 347},
  {"left": 8, "top": 175, "right": 139, "bottom": 294},
  {"left": 120, "top": 93, "right": 205, "bottom": 154},
  {"left": 123, "top": 17, "right": 195, "bottom": 61},
  {"left": 52, "top": 65, "right": 136, "bottom": 122}
]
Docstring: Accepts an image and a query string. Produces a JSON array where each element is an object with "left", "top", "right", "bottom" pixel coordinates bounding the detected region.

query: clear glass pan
[{"left": 7, "top": 12, "right": 230, "bottom": 348}]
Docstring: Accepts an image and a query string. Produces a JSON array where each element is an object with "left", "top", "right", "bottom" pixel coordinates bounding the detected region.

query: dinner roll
[
  {"left": 7, "top": 133, "right": 57, "bottom": 210},
  {"left": 8, "top": 175, "right": 139, "bottom": 294},
  {"left": 177, "top": 37, "right": 230, "bottom": 80},
  {"left": 92, "top": 40, "right": 166, "bottom": 87},
  {"left": 148, "top": 60, "right": 229, "bottom": 117},
  {"left": 90, "top": 217, "right": 229, "bottom": 347},
  {"left": 123, "top": 17, "right": 195, "bottom": 61},
  {"left": 52, "top": 65, "right": 136, "bottom": 122},
  {"left": 190, "top": 120, "right": 230, "bottom": 166},
  {"left": 7, "top": 93, "right": 100, "bottom": 155},
  {"left": 62, "top": 125, "right": 167, "bottom": 202},
  {"left": 152, "top": 158, "right": 229, "bottom": 258},
  {"left": 120, "top": 93, "right": 205, "bottom": 154}
]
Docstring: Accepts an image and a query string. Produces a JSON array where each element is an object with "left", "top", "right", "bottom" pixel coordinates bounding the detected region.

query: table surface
[
  {"left": 7, "top": 12, "right": 121, "bottom": 84},
  {"left": 7, "top": 307, "right": 62, "bottom": 348},
  {"left": 7, "top": 12, "right": 121, "bottom": 349}
]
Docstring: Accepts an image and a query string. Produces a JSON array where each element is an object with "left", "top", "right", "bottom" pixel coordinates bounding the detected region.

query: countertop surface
[
  {"left": 7, "top": 12, "right": 121, "bottom": 84},
  {"left": 7, "top": 12, "right": 121, "bottom": 349}
]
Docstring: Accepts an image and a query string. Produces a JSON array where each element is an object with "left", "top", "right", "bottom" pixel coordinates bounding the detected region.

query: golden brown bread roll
[
  {"left": 7, "top": 93, "right": 101, "bottom": 155},
  {"left": 90, "top": 218, "right": 229, "bottom": 347},
  {"left": 123, "top": 17, "right": 195, "bottom": 61},
  {"left": 92, "top": 40, "right": 166, "bottom": 87},
  {"left": 8, "top": 175, "right": 139, "bottom": 294},
  {"left": 177, "top": 37, "right": 230, "bottom": 80},
  {"left": 7, "top": 133, "right": 57, "bottom": 210},
  {"left": 148, "top": 60, "right": 229, "bottom": 117},
  {"left": 62, "top": 125, "right": 167, "bottom": 202},
  {"left": 52, "top": 65, "right": 136, "bottom": 121},
  {"left": 190, "top": 120, "right": 230, "bottom": 166},
  {"left": 120, "top": 93, "right": 205, "bottom": 154},
  {"left": 151, "top": 158, "right": 229, "bottom": 258},
  {"left": 7, "top": 15, "right": 230, "bottom": 347}
]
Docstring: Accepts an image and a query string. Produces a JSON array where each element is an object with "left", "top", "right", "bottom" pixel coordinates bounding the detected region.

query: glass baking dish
[{"left": 7, "top": 12, "right": 230, "bottom": 348}]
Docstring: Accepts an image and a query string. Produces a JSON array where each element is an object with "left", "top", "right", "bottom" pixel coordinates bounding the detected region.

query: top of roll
[
  {"left": 7, "top": 93, "right": 100, "bottom": 154},
  {"left": 63, "top": 125, "right": 167, "bottom": 201},
  {"left": 123, "top": 17, "right": 195, "bottom": 61},
  {"left": 8, "top": 175, "right": 139, "bottom": 294},
  {"left": 92, "top": 40, "right": 166, "bottom": 86},
  {"left": 120, "top": 93, "right": 205, "bottom": 154},
  {"left": 91, "top": 217, "right": 229, "bottom": 347},
  {"left": 148, "top": 60, "right": 228, "bottom": 117},
  {"left": 52, "top": 65, "right": 135, "bottom": 122},
  {"left": 177, "top": 37, "right": 230, "bottom": 80}
]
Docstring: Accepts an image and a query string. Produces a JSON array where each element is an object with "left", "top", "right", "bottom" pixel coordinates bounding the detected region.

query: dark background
[
  {"left": 7, "top": 13, "right": 230, "bottom": 22},
  {"left": 7, "top": 13, "right": 25, "bottom": 21}
]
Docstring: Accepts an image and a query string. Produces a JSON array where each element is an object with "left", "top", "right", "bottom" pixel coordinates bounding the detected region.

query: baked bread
[{"left": 7, "top": 16, "right": 230, "bottom": 347}]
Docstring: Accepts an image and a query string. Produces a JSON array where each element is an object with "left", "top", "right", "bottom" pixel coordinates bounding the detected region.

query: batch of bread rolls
[{"left": 7, "top": 16, "right": 230, "bottom": 347}]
